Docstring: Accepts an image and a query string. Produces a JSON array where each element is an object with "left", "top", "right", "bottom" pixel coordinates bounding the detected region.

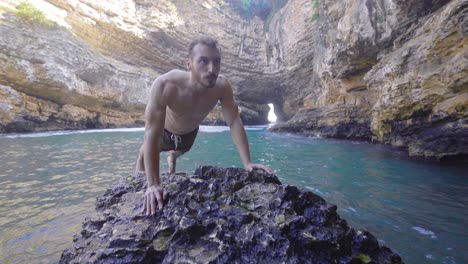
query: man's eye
[{"left": 199, "top": 59, "right": 208, "bottom": 64}]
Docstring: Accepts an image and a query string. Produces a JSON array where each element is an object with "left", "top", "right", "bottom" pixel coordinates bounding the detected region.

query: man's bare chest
[{"left": 168, "top": 93, "right": 220, "bottom": 119}]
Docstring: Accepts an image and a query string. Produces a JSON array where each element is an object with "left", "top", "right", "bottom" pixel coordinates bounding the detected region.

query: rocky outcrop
[
  {"left": 269, "top": 0, "right": 467, "bottom": 160},
  {"left": 365, "top": 1, "right": 468, "bottom": 160},
  {"left": 0, "top": 4, "right": 152, "bottom": 132},
  {"left": 0, "top": 0, "right": 274, "bottom": 132},
  {"left": 60, "top": 166, "right": 402, "bottom": 263},
  {"left": 271, "top": 105, "right": 372, "bottom": 140},
  {"left": 1, "top": 0, "right": 466, "bottom": 159},
  {"left": 201, "top": 102, "right": 270, "bottom": 126}
]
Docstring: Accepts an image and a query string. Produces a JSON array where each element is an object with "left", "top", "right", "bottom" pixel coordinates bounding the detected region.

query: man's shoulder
[
  {"left": 165, "top": 69, "right": 189, "bottom": 80},
  {"left": 153, "top": 70, "right": 188, "bottom": 89},
  {"left": 216, "top": 74, "right": 230, "bottom": 89},
  {"left": 156, "top": 69, "right": 188, "bottom": 83}
]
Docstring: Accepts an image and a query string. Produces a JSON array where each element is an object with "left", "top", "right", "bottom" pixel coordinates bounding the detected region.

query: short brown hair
[{"left": 188, "top": 36, "right": 220, "bottom": 57}]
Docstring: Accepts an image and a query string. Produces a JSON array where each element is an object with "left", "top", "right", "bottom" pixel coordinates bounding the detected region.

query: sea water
[{"left": 0, "top": 126, "right": 466, "bottom": 263}]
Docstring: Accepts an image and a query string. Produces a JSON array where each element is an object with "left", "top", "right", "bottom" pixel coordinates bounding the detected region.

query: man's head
[{"left": 187, "top": 36, "right": 221, "bottom": 88}]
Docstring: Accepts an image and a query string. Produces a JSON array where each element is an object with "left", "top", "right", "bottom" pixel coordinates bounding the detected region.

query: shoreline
[
  {"left": 0, "top": 125, "right": 269, "bottom": 139},
  {"left": 1, "top": 125, "right": 466, "bottom": 164}
]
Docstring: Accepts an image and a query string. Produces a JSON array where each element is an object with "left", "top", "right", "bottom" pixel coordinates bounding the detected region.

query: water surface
[{"left": 0, "top": 127, "right": 466, "bottom": 263}]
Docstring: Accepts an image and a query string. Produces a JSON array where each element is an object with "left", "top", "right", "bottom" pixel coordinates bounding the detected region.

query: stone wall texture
[{"left": 1, "top": 0, "right": 466, "bottom": 159}]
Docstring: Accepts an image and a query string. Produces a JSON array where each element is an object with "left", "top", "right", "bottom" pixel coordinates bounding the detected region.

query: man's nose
[{"left": 207, "top": 62, "right": 214, "bottom": 72}]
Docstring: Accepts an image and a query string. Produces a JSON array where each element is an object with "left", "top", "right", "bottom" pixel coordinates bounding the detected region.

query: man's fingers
[
  {"left": 146, "top": 193, "right": 151, "bottom": 216},
  {"left": 263, "top": 165, "right": 274, "bottom": 174},
  {"left": 163, "top": 189, "right": 168, "bottom": 201},
  {"left": 252, "top": 164, "right": 274, "bottom": 174},
  {"left": 150, "top": 192, "right": 156, "bottom": 215},
  {"left": 141, "top": 195, "right": 147, "bottom": 214},
  {"left": 259, "top": 165, "right": 271, "bottom": 174},
  {"left": 142, "top": 186, "right": 167, "bottom": 217},
  {"left": 155, "top": 190, "right": 163, "bottom": 210}
]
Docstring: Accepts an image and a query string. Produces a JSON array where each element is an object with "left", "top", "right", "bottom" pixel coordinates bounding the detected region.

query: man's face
[{"left": 188, "top": 44, "right": 221, "bottom": 88}]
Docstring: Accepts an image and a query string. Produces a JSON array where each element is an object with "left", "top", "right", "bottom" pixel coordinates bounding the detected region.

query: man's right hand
[{"left": 142, "top": 185, "right": 167, "bottom": 215}]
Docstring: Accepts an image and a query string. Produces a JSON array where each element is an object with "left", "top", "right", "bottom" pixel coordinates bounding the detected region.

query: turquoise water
[{"left": 0, "top": 127, "right": 466, "bottom": 263}]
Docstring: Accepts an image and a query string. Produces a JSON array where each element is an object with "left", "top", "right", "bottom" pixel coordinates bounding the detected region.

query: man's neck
[{"left": 188, "top": 75, "right": 209, "bottom": 95}]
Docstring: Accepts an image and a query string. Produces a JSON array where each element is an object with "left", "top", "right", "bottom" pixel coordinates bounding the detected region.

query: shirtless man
[{"left": 136, "top": 36, "right": 273, "bottom": 215}]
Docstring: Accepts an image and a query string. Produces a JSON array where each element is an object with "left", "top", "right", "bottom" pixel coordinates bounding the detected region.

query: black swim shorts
[{"left": 160, "top": 127, "right": 199, "bottom": 153}]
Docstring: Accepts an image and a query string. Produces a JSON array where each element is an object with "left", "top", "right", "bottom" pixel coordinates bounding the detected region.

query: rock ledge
[{"left": 60, "top": 166, "right": 402, "bottom": 263}]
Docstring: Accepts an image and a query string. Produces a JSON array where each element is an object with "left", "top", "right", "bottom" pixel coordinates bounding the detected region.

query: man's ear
[{"left": 187, "top": 59, "right": 192, "bottom": 71}]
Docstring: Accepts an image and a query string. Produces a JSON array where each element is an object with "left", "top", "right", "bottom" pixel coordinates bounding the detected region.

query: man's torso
[{"left": 158, "top": 70, "right": 227, "bottom": 134}]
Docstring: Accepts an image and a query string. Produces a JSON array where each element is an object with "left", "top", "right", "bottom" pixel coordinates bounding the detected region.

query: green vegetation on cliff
[
  {"left": 226, "top": 0, "right": 287, "bottom": 21},
  {"left": 311, "top": 0, "right": 319, "bottom": 22},
  {"left": 2, "top": 1, "right": 58, "bottom": 27},
  {"left": 227, "top": 0, "right": 272, "bottom": 20}
]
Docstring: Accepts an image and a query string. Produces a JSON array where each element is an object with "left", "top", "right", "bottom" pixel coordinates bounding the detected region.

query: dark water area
[{"left": 0, "top": 127, "right": 466, "bottom": 263}]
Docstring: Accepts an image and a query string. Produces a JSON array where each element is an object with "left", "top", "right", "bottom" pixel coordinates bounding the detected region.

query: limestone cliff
[
  {"left": 269, "top": 0, "right": 467, "bottom": 161},
  {"left": 1, "top": 0, "right": 466, "bottom": 160},
  {"left": 0, "top": 1, "right": 153, "bottom": 132},
  {"left": 0, "top": 0, "right": 272, "bottom": 132}
]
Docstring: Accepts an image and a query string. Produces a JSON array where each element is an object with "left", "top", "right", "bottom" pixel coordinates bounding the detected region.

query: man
[{"left": 136, "top": 36, "right": 273, "bottom": 216}]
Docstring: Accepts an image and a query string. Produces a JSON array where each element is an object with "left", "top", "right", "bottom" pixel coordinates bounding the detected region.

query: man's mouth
[{"left": 206, "top": 75, "right": 217, "bottom": 81}]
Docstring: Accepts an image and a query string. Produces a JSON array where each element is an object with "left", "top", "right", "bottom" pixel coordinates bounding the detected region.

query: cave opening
[{"left": 268, "top": 103, "right": 277, "bottom": 123}]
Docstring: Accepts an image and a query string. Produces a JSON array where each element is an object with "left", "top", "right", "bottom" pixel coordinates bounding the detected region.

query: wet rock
[
  {"left": 270, "top": 105, "right": 372, "bottom": 140},
  {"left": 60, "top": 166, "right": 403, "bottom": 264}
]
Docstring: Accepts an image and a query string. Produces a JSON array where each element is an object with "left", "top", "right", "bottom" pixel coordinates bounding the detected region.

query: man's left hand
[{"left": 245, "top": 163, "right": 274, "bottom": 174}]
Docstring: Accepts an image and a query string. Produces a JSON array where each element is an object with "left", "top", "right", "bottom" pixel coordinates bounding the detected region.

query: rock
[
  {"left": 201, "top": 104, "right": 228, "bottom": 126},
  {"left": 60, "top": 166, "right": 402, "bottom": 263},
  {"left": 267, "top": 0, "right": 467, "bottom": 161},
  {"left": 0, "top": 7, "right": 150, "bottom": 132},
  {"left": 0, "top": 0, "right": 273, "bottom": 131},
  {"left": 200, "top": 102, "right": 269, "bottom": 126},
  {"left": 270, "top": 105, "right": 372, "bottom": 140},
  {"left": 365, "top": 0, "right": 468, "bottom": 161},
  {"left": 1, "top": 0, "right": 465, "bottom": 160}
]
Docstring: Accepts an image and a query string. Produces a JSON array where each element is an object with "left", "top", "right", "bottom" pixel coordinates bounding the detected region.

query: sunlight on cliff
[
  {"left": 25, "top": 0, "right": 185, "bottom": 38},
  {"left": 10, "top": 0, "right": 70, "bottom": 28},
  {"left": 268, "top": 103, "right": 277, "bottom": 123},
  {"left": 151, "top": 1, "right": 185, "bottom": 29},
  {"left": 202, "top": 0, "right": 215, "bottom": 9}
]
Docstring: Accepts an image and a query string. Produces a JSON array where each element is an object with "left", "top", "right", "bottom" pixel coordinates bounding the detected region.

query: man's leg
[
  {"left": 135, "top": 144, "right": 145, "bottom": 174},
  {"left": 167, "top": 150, "right": 183, "bottom": 174}
]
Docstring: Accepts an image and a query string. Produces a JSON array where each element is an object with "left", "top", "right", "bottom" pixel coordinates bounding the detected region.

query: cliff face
[
  {"left": 366, "top": 1, "right": 468, "bottom": 160},
  {"left": 268, "top": 0, "right": 467, "bottom": 160},
  {"left": 1, "top": 0, "right": 466, "bottom": 159},
  {"left": 0, "top": 1, "right": 153, "bottom": 131},
  {"left": 0, "top": 0, "right": 272, "bottom": 131}
]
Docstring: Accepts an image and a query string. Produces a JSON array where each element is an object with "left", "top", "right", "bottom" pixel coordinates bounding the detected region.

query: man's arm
[
  {"left": 143, "top": 78, "right": 167, "bottom": 215},
  {"left": 220, "top": 79, "right": 273, "bottom": 174}
]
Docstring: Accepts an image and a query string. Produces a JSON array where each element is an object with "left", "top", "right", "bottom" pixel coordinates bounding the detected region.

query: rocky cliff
[
  {"left": 60, "top": 166, "right": 403, "bottom": 263},
  {"left": 267, "top": 0, "right": 467, "bottom": 161},
  {"left": 0, "top": 1, "right": 153, "bottom": 131},
  {"left": 1, "top": 0, "right": 466, "bottom": 159},
  {"left": 0, "top": 0, "right": 273, "bottom": 132}
]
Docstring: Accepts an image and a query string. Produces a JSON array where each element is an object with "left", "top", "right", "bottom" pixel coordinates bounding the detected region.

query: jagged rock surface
[{"left": 60, "top": 166, "right": 402, "bottom": 264}]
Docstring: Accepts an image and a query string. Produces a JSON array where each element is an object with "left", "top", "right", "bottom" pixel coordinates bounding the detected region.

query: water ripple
[{"left": 0, "top": 129, "right": 466, "bottom": 263}]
